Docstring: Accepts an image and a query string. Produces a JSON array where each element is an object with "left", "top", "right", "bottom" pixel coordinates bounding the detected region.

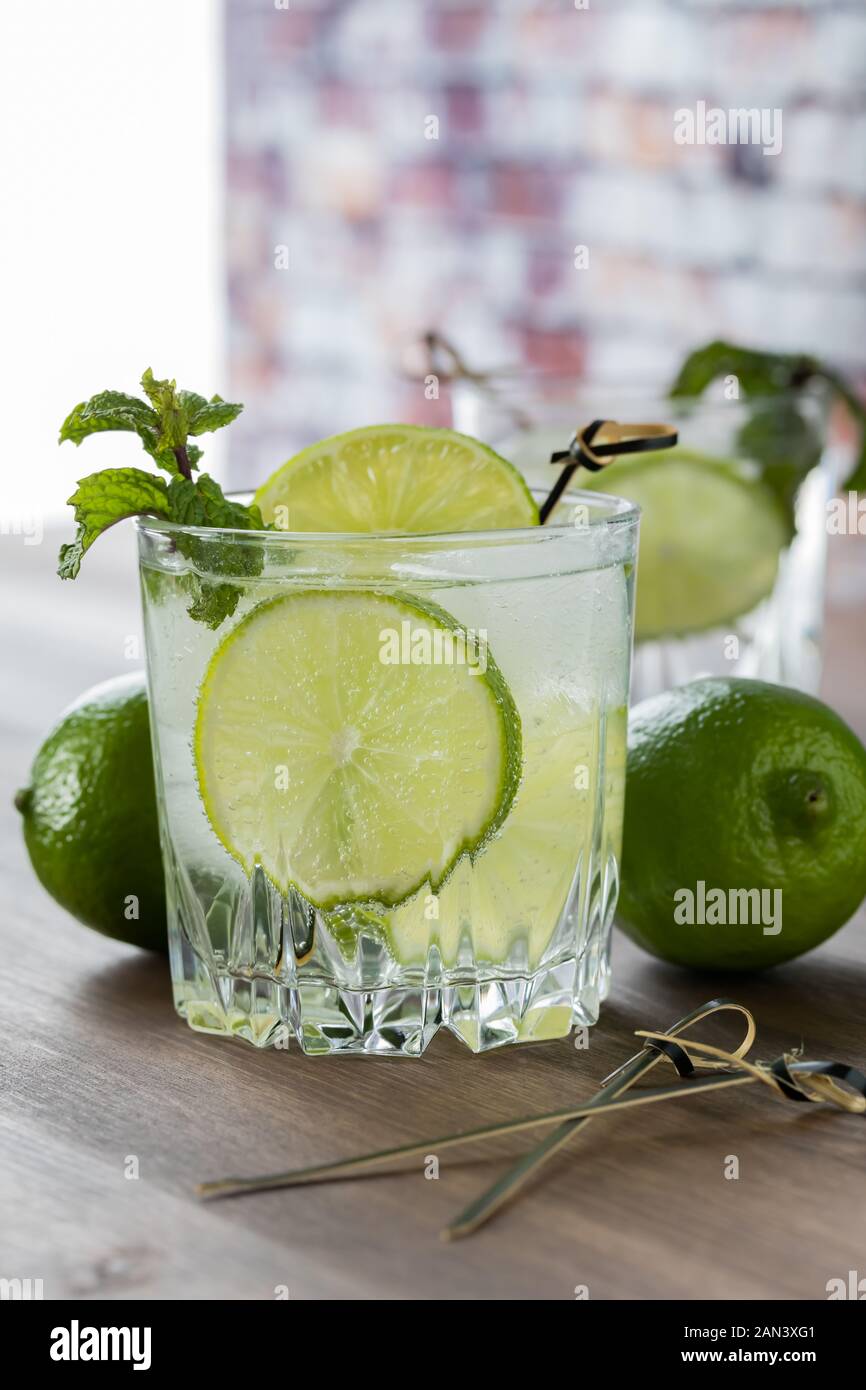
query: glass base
[
  {"left": 163, "top": 815, "right": 619, "bottom": 1057},
  {"left": 172, "top": 947, "right": 609, "bottom": 1057}
]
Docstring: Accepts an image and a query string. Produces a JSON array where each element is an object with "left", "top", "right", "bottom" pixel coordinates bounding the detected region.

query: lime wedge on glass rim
[
  {"left": 253, "top": 424, "right": 538, "bottom": 532},
  {"left": 576, "top": 447, "right": 789, "bottom": 640},
  {"left": 194, "top": 589, "right": 522, "bottom": 909}
]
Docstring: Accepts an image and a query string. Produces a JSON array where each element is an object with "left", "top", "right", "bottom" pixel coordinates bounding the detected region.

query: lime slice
[
  {"left": 254, "top": 424, "right": 538, "bottom": 533},
  {"left": 194, "top": 589, "right": 522, "bottom": 909},
  {"left": 580, "top": 448, "right": 788, "bottom": 639}
]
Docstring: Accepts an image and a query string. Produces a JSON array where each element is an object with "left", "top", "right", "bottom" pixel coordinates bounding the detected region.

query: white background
[{"left": 0, "top": 0, "right": 222, "bottom": 525}]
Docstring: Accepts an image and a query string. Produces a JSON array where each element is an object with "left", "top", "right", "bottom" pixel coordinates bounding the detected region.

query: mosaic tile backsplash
[{"left": 225, "top": 0, "right": 866, "bottom": 482}]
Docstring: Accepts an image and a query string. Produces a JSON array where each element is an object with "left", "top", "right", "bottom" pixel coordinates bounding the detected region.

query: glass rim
[{"left": 135, "top": 485, "right": 640, "bottom": 547}]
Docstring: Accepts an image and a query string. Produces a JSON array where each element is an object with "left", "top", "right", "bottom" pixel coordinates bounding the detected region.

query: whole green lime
[
  {"left": 15, "top": 672, "right": 167, "bottom": 951},
  {"left": 617, "top": 678, "right": 866, "bottom": 970}
]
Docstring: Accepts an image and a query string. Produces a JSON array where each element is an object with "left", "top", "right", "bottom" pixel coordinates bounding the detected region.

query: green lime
[
  {"left": 194, "top": 589, "right": 522, "bottom": 909},
  {"left": 15, "top": 672, "right": 166, "bottom": 951},
  {"left": 617, "top": 678, "right": 866, "bottom": 970},
  {"left": 580, "top": 448, "right": 788, "bottom": 639},
  {"left": 254, "top": 424, "right": 538, "bottom": 533}
]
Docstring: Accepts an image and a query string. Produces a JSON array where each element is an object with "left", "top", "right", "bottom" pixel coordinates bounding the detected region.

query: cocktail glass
[
  {"left": 454, "top": 380, "right": 833, "bottom": 704},
  {"left": 137, "top": 489, "right": 638, "bottom": 1056}
]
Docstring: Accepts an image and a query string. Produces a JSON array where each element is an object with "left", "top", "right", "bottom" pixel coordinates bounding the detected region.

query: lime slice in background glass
[
  {"left": 253, "top": 424, "right": 538, "bottom": 533},
  {"left": 579, "top": 448, "right": 789, "bottom": 640},
  {"left": 383, "top": 702, "right": 627, "bottom": 970},
  {"left": 194, "top": 590, "right": 522, "bottom": 909}
]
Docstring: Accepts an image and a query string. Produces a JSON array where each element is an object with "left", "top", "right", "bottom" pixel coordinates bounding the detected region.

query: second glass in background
[{"left": 455, "top": 379, "right": 834, "bottom": 704}]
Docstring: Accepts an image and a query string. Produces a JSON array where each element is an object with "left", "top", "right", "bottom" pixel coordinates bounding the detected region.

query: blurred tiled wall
[{"left": 225, "top": 0, "right": 866, "bottom": 479}]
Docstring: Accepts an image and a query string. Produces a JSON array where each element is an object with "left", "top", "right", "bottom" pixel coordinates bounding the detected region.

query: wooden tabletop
[{"left": 2, "top": 521, "right": 865, "bottom": 1301}]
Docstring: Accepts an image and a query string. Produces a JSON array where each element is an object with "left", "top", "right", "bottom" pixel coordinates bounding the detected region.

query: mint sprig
[
  {"left": 59, "top": 369, "right": 263, "bottom": 627},
  {"left": 670, "top": 340, "right": 866, "bottom": 492}
]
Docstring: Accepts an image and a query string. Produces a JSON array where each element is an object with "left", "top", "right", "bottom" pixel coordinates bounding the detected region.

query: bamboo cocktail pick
[
  {"left": 443, "top": 997, "right": 753, "bottom": 1240},
  {"left": 445, "top": 1012, "right": 866, "bottom": 1240},
  {"left": 196, "top": 997, "right": 866, "bottom": 1240},
  {"left": 196, "top": 999, "right": 748, "bottom": 1202}
]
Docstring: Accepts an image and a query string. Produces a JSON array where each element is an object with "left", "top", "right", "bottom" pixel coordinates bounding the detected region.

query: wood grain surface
[{"left": 1, "top": 522, "right": 865, "bottom": 1301}]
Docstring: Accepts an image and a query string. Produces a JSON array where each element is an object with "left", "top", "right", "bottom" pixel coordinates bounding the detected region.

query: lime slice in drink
[
  {"left": 253, "top": 424, "right": 538, "bottom": 533},
  {"left": 194, "top": 590, "right": 522, "bottom": 909},
  {"left": 578, "top": 448, "right": 788, "bottom": 640}
]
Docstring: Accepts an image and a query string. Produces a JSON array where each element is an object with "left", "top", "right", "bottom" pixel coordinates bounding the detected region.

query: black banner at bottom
[{"left": 4, "top": 1296, "right": 862, "bottom": 1373}]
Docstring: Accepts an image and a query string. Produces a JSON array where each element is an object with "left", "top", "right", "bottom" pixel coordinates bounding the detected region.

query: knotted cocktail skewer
[
  {"left": 539, "top": 418, "right": 679, "bottom": 523},
  {"left": 443, "top": 997, "right": 747, "bottom": 1241},
  {"left": 196, "top": 998, "right": 865, "bottom": 1238},
  {"left": 445, "top": 1020, "right": 866, "bottom": 1239}
]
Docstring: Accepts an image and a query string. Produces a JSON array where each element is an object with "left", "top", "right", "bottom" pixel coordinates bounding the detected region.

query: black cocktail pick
[{"left": 539, "top": 419, "right": 679, "bottom": 523}]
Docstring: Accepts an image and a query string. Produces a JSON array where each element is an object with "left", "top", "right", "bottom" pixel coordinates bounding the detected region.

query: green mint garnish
[
  {"left": 58, "top": 468, "right": 171, "bottom": 579},
  {"left": 59, "top": 370, "right": 264, "bottom": 627},
  {"left": 166, "top": 472, "right": 263, "bottom": 529},
  {"left": 670, "top": 340, "right": 866, "bottom": 495},
  {"left": 168, "top": 475, "right": 267, "bottom": 628}
]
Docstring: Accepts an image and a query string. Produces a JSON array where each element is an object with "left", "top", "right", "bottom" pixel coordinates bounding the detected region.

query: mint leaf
[
  {"left": 140, "top": 368, "right": 194, "bottom": 462},
  {"left": 185, "top": 581, "right": 243, "bottom": 629},
  {"left": 670, "top": 339, "right": 866, "bottom": 491},
  {"left": 733, "top": 403, "right": 821, "bottom": 535},
  {"left": 670, "top": 342, "right": 818, "bottom": 399},
  {"left": 59, "top": 383, "right": 202, "bottom": 478},
  {"left": 165, "top": 474, "right": 266, "bottom": 629},
  {"left": 139, "top": 371, "right": 243, "bottom": 461},
  {"left": 166, "top": 473, "right": 264, "bottom": 530},
  {"left": 140, "top": 368, "right": 181, "bottom": 422},
  {"left": 176, "top": 390, "right": 210, "bottom": 417},
  {"left": 187, "top": 397, "right": 244, "bottom": 436},
  {"left": 57, "top": 468, "right": 170, "bottom": 579},
  {"left": 60, "top": 391, "right": 162, "bottom": 453}
]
